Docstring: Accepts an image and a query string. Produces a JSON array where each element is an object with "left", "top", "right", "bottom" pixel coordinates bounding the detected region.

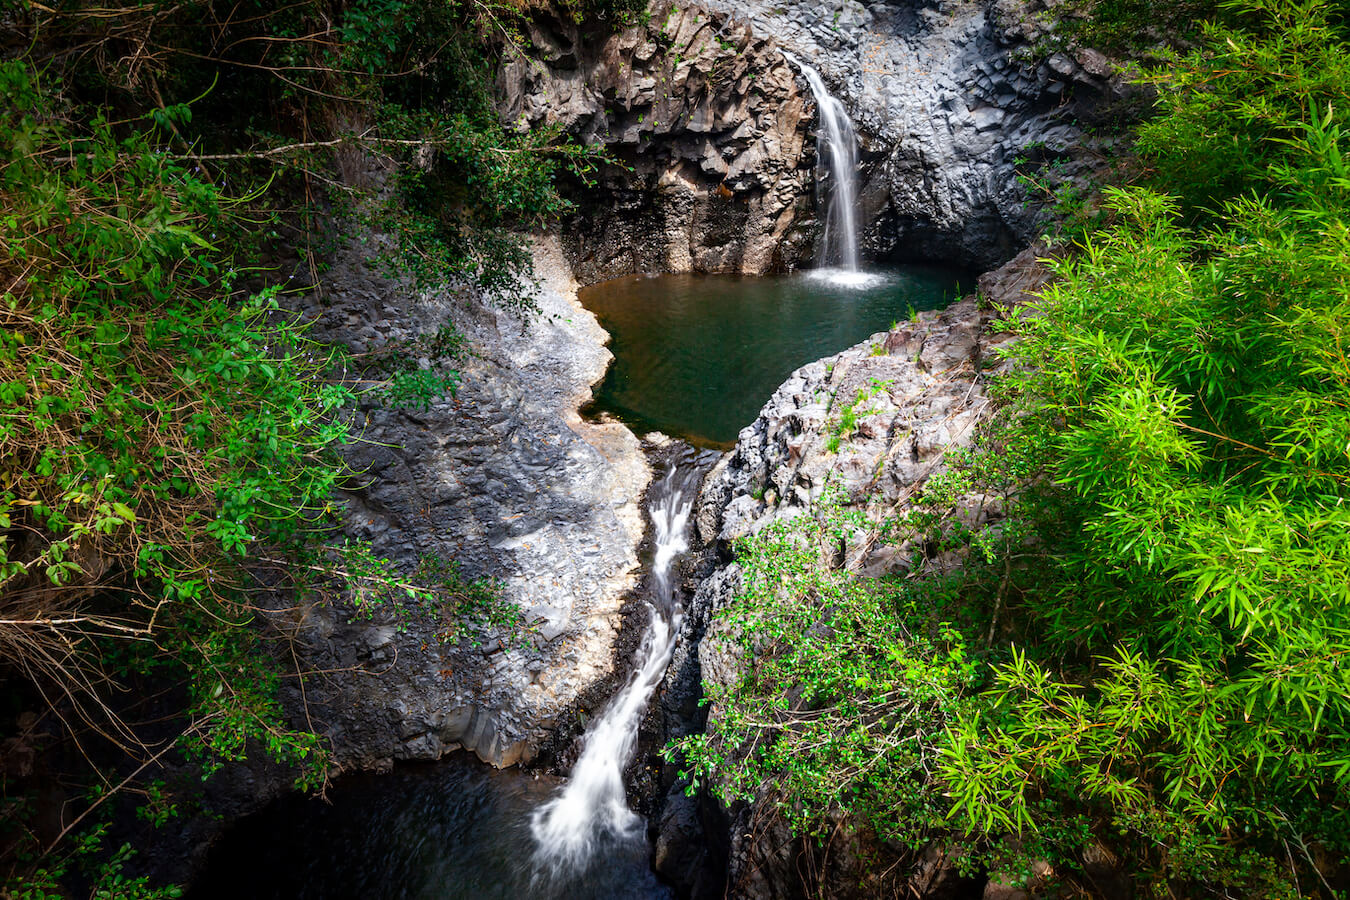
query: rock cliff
[
  {"left": 499, "top": 2, "right": 815, "bottom": 281},
  {"left": 277, "top": 236, "right": 651, "bottom": 769},
  {"left": 692, "top": 0, "right": 1130, "bottom": 268},
  {"left": 509, "top": 0, "right": 1131, "bottom": 279}
]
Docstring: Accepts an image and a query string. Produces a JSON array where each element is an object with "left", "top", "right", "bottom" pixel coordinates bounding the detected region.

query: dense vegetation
[
  {"left": 0, "top": 0, "right": 631, "bottom": 892},
  {"left": 678, "top": 0, "right": 1350, "bottom": 896},
  {"left": 5, "top": 0, "right": 1347, "bottom": 894}
]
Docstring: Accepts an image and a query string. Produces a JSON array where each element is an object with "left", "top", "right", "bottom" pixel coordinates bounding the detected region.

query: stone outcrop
[
  {"left": 499, "top": 2, "right": 815, "bottom": 281},
  {"left": 687, "top": 0, "right": 1132, "bottom": 269},
  {"left": 697, "top": 296, "right": 1006, "bottom": 549},
  {"left": 656, "top": 246, "right": 1052, "bottom": 898},
  {"left": 509, "top": 0, "right": 1132, "bottom": 278},
  {"left": 277, "top": 235, "right": 651, "bottom": 769}
]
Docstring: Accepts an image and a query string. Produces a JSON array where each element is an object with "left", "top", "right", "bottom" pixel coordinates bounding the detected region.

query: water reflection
[{"left": 581, "top": 267, "right": 967, "bottom": 447}]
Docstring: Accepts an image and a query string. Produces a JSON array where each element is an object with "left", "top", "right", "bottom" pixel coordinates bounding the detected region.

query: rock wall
[
  {"left": 692, "top": 0, "right": 1131, "bottom": 269},
  {"left": 277, "top": 235, "right": 651, "bottom": 769},
  {"left": 510, "top": 0, "right": 1133, "bottom": 278},
  {"left": 499, "top": 2, "right": 815, "bottom": 281}
]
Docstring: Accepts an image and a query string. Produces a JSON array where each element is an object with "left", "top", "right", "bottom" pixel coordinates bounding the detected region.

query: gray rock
[
  {"left": 498, "top": 2, "right": 814, "bottom": 280},
  {"left": 274, "top": 235, "right": 650, "bottom": 769},
  {"left": 674, "top": 252, "right": 1051, "bottom": 897},
  {"left": 511, "top": 0, "right": 1137, "bottom": 277}
]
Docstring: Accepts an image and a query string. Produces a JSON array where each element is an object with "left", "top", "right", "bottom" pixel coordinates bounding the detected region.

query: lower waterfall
[{"left": 531, "top": 458, "right": 700, "bottom": 875}]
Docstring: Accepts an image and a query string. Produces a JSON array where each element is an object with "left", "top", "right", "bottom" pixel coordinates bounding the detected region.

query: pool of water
[
  {"left": 191, "top": 758, "right": 672, "bottom": 900},
  {"left": 581, "top": 266, "right": 968, "bottom": 448}
]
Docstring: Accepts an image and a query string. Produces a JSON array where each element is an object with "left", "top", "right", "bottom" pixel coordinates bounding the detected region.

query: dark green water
[
  {"left": 581, "top": 266, "right": 968, "bottom": 448},
  {"left": 191, "top": 758, "right": 671, "bottom": 900}
]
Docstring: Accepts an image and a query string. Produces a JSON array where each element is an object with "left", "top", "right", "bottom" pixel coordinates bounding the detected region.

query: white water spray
[
  {"left": 785, "top": 54, "right": 881, "bottom": 288},
  {"left": 531, "top": 462, "right": 697, "bottom": 875}
]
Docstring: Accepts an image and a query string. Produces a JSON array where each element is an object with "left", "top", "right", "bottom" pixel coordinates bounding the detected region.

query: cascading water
[
  {"left": 784, "top": 54, "right": 879, "bottom": 288},
  {"left": 531, "top": 459, "right": 699, "bottom": 878},
  {"left": 191, "top": 454, "right": 708, "bottom": 900}
]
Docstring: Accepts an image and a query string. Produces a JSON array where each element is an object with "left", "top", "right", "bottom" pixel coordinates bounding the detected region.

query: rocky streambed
[{"left": 281, "top": 0, "right": 1125, "bottom": 783}]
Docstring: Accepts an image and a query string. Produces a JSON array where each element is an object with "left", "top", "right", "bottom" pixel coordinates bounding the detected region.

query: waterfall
[
  {"left": 531, "top": 460, "right": 698, "bottom": 876},
  {"left": 785, "top": 54, "right": 877, "bottom": 287}
]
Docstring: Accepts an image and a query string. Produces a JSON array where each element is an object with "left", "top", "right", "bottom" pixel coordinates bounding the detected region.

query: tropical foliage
[
  {"left": 678, "top": 0, "right": 1350, "bottom": 895},
  {"left": 0, "top": 0, "right": 614, "bottom": 890}
]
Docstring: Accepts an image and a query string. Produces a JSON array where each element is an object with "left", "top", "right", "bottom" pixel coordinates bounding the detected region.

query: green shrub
[
  {"left": 681, "top": 2, "right": 1350, "bottom": 894},
  {"left": 673, "top": 487, "right": 984, "bottom": 850},
  {"left": 1, "top": 0, "right": 614, "bottom": 883}
]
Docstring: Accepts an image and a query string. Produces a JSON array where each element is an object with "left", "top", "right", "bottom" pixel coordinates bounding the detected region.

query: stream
[
  {"left": 192, "top": 455, "right": 705, "bottom": 900},
  {"left": 190, "top": 266, "right": 963, "bottom": 895}
]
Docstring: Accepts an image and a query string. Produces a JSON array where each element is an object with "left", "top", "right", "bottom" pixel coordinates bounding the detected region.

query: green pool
[{"left": 580, "top": 266, "right": 970, "bottom": 448}]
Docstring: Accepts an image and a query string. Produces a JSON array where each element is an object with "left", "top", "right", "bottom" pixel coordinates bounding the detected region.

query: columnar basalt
[
  {"left": 693, "top": 0, "right": 1131, "bottom": 269},
  {"left": 498, "top": 2, "right": 816, "bottom": 281},
  {"left": 511, "top": 0, "right": 1131, "bottom": 278}
]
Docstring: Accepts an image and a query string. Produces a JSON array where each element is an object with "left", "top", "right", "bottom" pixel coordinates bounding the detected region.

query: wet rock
[{"left": 525, "top": 0, "right": 1137, "bottom": 275}]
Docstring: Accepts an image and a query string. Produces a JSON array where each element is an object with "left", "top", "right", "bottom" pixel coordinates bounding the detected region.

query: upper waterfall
[{"left": 785, "top": 54, "right": 865, "bottom": 279}]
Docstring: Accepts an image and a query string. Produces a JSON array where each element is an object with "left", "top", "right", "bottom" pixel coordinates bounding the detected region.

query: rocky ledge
[
  {"left": 653, "top": 245, "right": 1052, "bottom": 898},
  {"left": 277, "top": 235, "right": 651, "bottom": 769}
]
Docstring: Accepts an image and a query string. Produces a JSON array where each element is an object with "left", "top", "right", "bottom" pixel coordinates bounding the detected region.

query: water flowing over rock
[
  {"left": 690, "top": 0, "right": 1133, "bottom": 269},
  {"left": 532, "top": 459, "right": 699, "bottom": 874},
  {"left": 274, "top": 235, "right": 652, "bottom": 770},
  {"left": 509, "top": 0, "right": 1133, "bottom": 277},
  {"left": 786, "top": 54, "right": 863, "bottom": 272}
]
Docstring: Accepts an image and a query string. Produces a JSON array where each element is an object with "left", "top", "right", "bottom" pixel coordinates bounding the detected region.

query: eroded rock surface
[
  {"left": 499, "top": 2, "right": 815, "bottom": 280},
  {"left": 696, "top": 294, "right": 1008, "bottom": 552},
  {"left": 278, "top": 236, "right": 650, "bottom": 769},
  {"left": 509, "top": 0, "right": 1131, "bottom": 278}
]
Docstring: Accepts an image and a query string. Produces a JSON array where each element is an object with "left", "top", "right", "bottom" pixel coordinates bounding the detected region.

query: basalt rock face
[
  {"left": 497, "top": 2, "right": 815, "bottom": 281},
  {"left": 517, "top": 0, "right": 1131, "bottom": 277},
  {"left": 658, "top": 247, "right": 1052, "bottom": 899},
  {"left": 278, "top": 236, "right": 650, "bottom": 770},
  {"left": 688, "top": 0, "right": 1133, "bottom": 270}
]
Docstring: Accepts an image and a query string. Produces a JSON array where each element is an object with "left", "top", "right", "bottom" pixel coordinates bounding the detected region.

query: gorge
[
  {"left": 184, "top": 1, "right": 1084, "bottom": 891},
  {"left": 7, "top": 0, "right": 1347, "bottom": 898}
]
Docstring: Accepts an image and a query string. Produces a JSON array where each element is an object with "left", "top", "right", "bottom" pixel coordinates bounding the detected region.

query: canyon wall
[
  {"left": 696, "top": 0, "right": 1129, "bottom": 268},
  {"left": 508, "top": 0, "right": 1131, "bottom": 280},
  {"left": 274, "top": 236, "right": 651, "bottom": 770},
  {"left": 500, "top": 2, "right": 815, "bottom": 281}
]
